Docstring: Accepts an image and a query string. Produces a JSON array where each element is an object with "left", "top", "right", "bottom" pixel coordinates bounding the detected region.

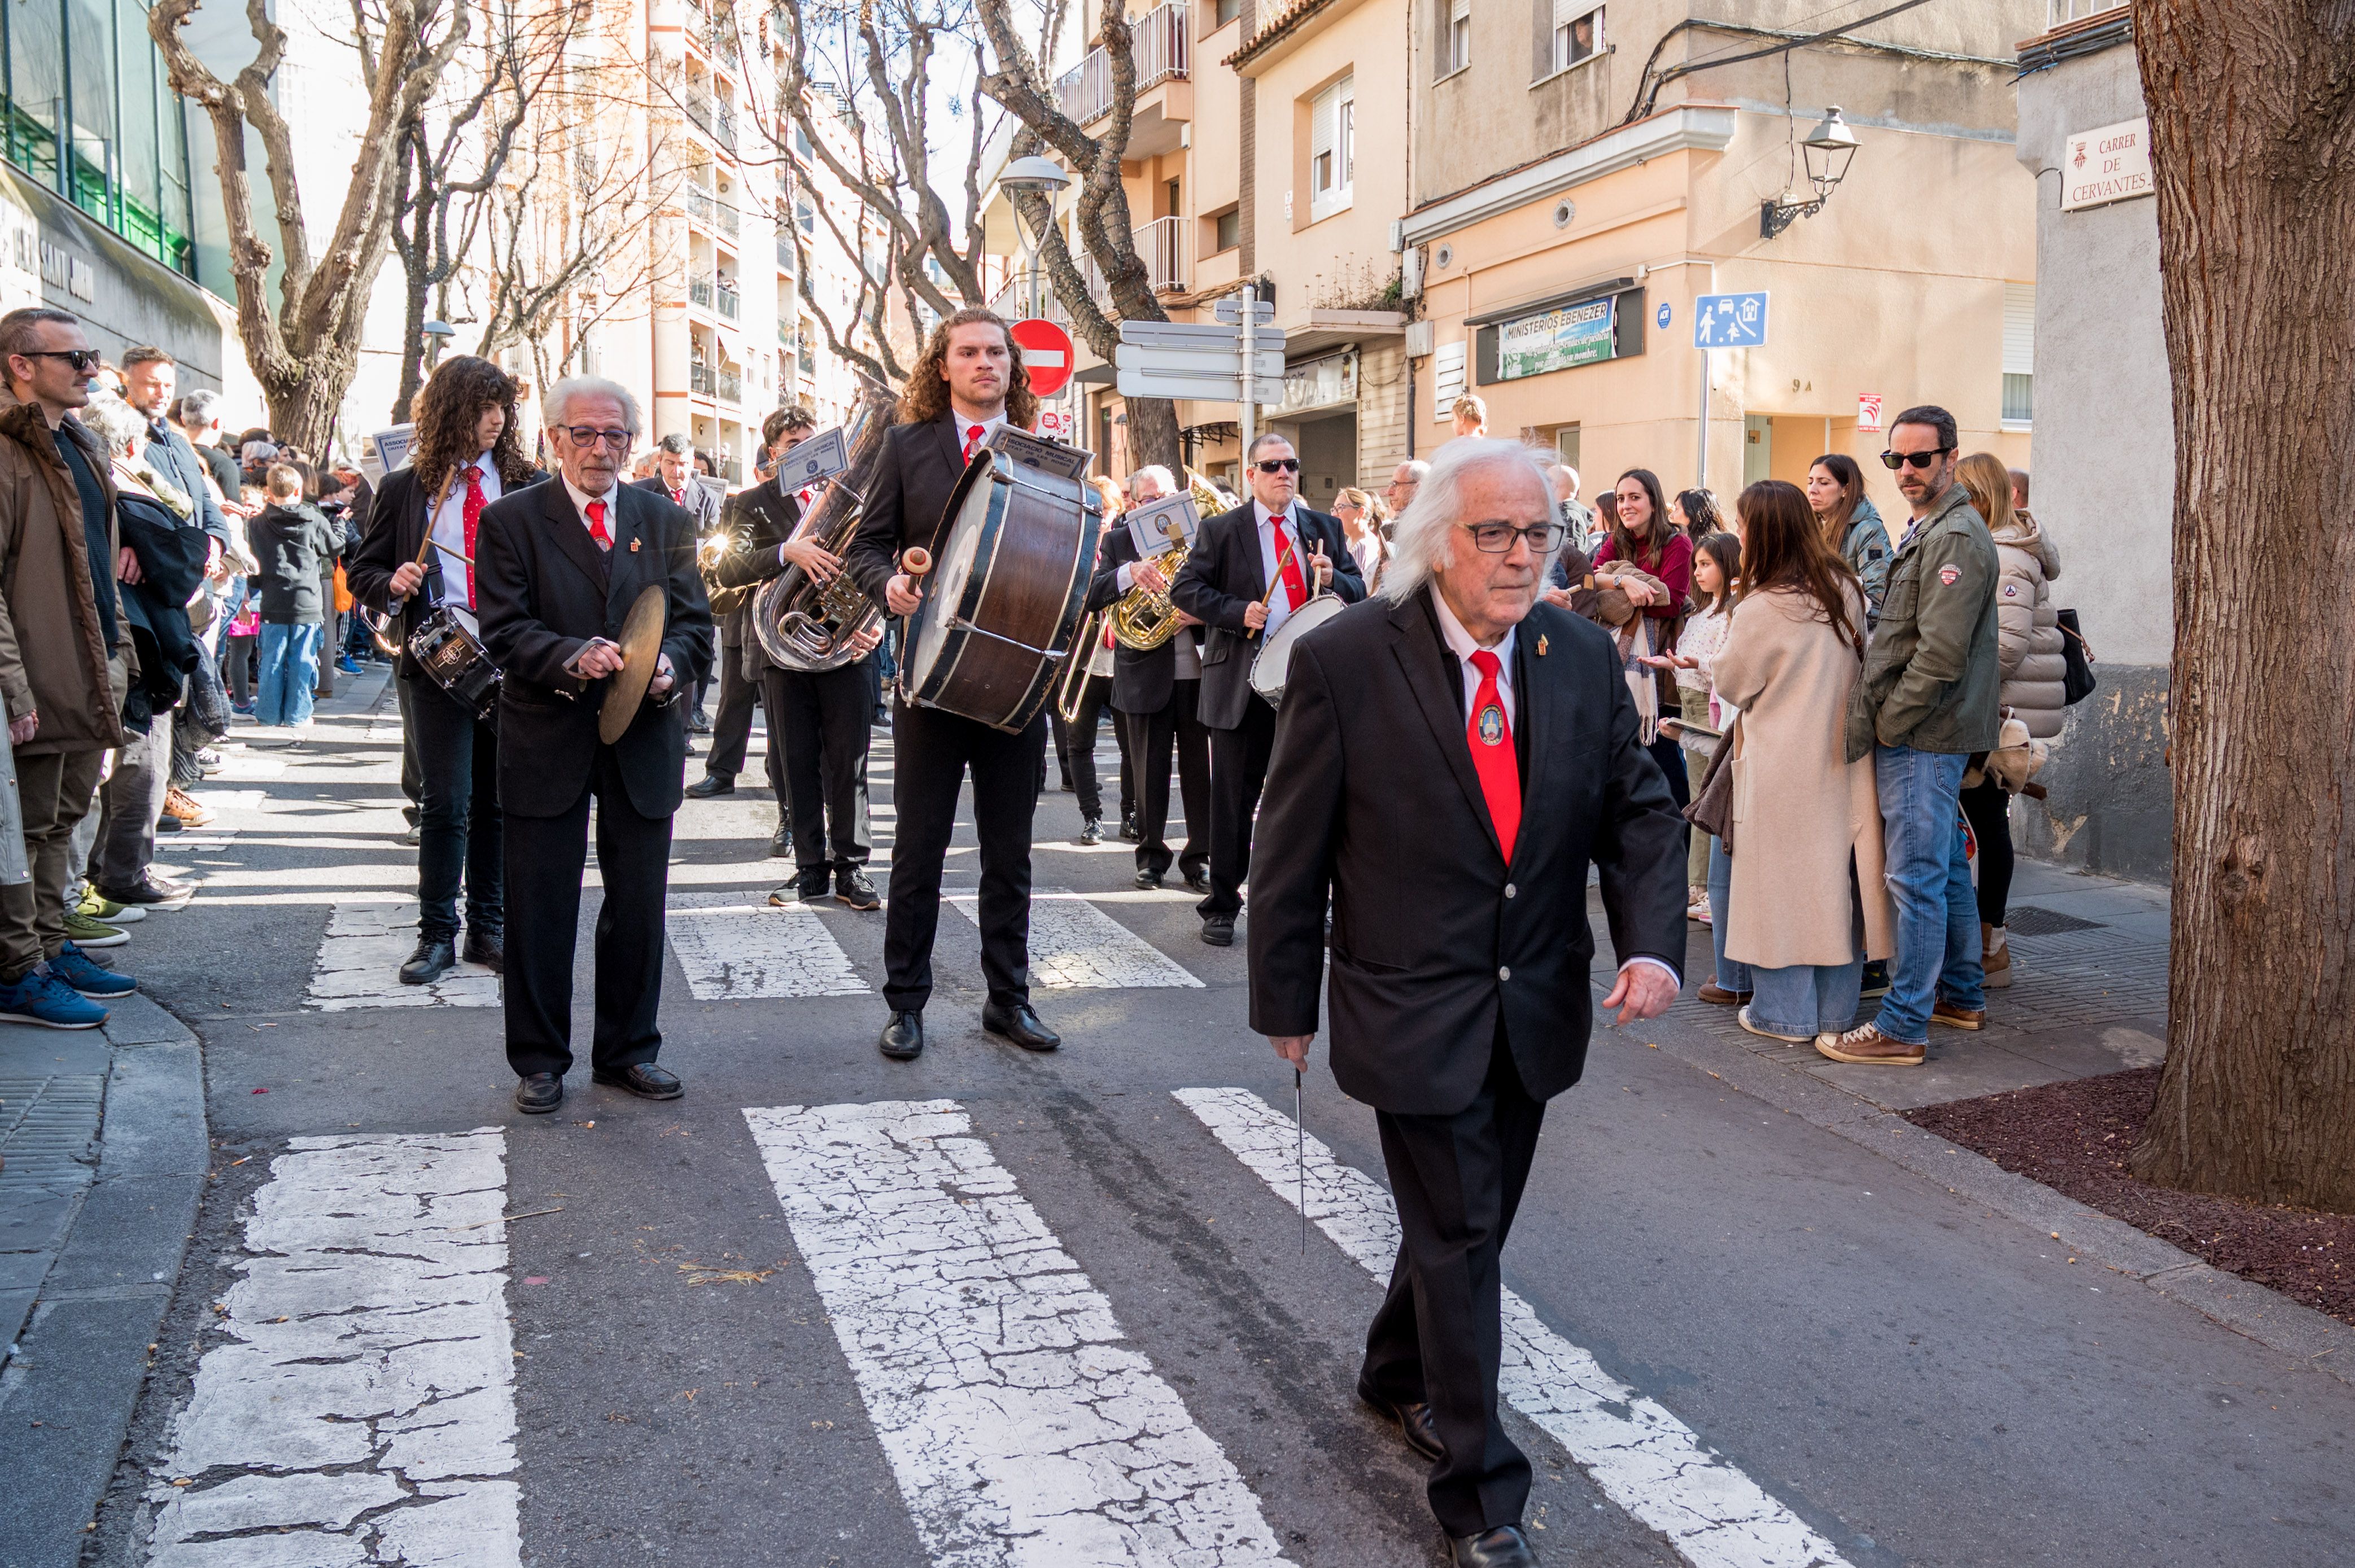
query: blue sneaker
[
  {"left": 0, "top": 970, "right": 107, "bottom": 1028},
  {"left": 50, "top": 942, "right": 137, "bottom": 998}
]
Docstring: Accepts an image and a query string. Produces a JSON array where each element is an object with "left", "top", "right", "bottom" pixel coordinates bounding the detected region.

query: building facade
[{"left": 2012, "top": 2, "right": 2169, "bottom": 883}]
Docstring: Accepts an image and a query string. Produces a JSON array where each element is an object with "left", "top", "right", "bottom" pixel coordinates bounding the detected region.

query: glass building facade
[{"left": 1, "top": 0, "right": 196, "bottom": 277}]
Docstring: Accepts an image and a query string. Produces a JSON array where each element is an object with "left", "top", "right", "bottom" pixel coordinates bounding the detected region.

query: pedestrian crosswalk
[
  {"left": 667, "top": 889, "right": 868, "bottom": 999},
  {"left": 307, "top": 900, "right": 501, "bottom": 1009},
  {"left": 948, "top": 888, "right": 1203, "bottom": 990},
  {"left": 146, "top": 1093, "right": 1840, "bottom": 1568}
]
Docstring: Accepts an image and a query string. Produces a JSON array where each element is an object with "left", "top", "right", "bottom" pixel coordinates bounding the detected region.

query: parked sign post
[
  {"left": 1115, "top": 309, "right": 1285, "bottom": 453},
  {"left": 1691, "top": 291, "right": 1770, "bottom": 492}
]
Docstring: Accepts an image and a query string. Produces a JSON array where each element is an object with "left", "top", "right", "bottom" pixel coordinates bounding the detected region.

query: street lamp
[
  {"left": 421, "top": 319, "right": 457, "bottom": 371},
  {"left": 1760, "top": 106, "right": 1862, "bottom": 239},
  {"left": 1000, "top": 155, "right": 1073, "bottom": 317}
]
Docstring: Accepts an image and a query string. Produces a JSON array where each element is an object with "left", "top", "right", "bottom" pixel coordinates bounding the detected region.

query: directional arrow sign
[
  {"left": 1212, "top": 296, "right": 1275, "bottom": 325},
  {"left": 1115, "top": 343, "right": 1287, "bottom": 379},
  {"left": 1120, "top": 320, "right": 1252, "bottom": 349},
  {"left": 1116, "top": 370, "right": 1289, "bottom": 403}
]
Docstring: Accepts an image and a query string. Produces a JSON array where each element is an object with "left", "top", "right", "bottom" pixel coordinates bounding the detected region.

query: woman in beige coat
[{"left": 1710, "top": 480, "right": 1895, "bottom": 1044}]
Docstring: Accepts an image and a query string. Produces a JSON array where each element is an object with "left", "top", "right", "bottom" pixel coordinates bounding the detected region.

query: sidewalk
[{"left": 0, "top": 660, "right": 394, "bottom": 1568}]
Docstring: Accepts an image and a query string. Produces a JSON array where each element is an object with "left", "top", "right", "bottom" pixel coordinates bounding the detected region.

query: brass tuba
[
  {"left": 751, "top": 378, "right": 899, "bottom": 672},
  {"left": 1108, "top": 471, "right": 1221, "bottom": 650}
]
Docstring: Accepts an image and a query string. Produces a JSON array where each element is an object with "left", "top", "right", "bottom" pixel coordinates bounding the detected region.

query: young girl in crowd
[{"left": 1649, "top": 532, "right": 1741, "bottom": 921}]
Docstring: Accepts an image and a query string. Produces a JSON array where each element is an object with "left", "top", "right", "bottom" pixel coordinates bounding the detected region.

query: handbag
[
  {"left": 1683, "top": 715, "right": 1740, "bottom": 851},
  {"left": 2056, "top": 607, "right": 2096, "bottom": 704}
]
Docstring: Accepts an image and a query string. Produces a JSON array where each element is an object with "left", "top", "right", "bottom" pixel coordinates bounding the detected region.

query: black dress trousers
[
  {"left": 501, "top": 747, "right": 673, "bottom": 1079},
  {"left": 1200, "top": 694, "right": 1278, "bottom": 918},
  {"left": 763, "top": 660, "right": 873, "bottom": 877},
  {"left": 701, "top": 641, "right": 766, "bottom": 784},
  {"left": 1122, "top": 679, "right": 1210, "bottom": 880},
  {"left": 402, "top": 674, "right": 503, "bottom": 944},
  {"left": 882, "top": 699, "right": 1044, "bottom": 1013},
  {"left": 1358, "top": 1028, "right": 1549, "bottom": 1538}
]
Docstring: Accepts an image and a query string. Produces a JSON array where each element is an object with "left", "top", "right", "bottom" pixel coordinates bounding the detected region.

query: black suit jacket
[
  {"left": 475, "top": 478, "right": 714, "bottom": 819},
  {"left": 349, "top": 466, "right": 548, "bottom": 679},
  {"left": 712, "top": 476, "right": 811, "bottom": 675},
  {"left": 1246, "top": 589, "right": 1688, "bottom": 1115},
  {"left": 845, "top": 411, "right": 971, "bottom": 610},
  {"left": 1082, "top": 522, "right": 1202, "bottom": 715},
  {"left": 633, "top": 473, "right": 723, "bottom": 535},
  {"left": 1170, "top": 501, "right": 1365, "bottom": 730}
]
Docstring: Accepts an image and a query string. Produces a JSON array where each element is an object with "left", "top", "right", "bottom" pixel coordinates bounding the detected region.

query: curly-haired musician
[
  {"left": 349, "top": 356, "right": 542, "bottom": 985},
  {"left": 843, "top": 308, "right": 1056, "bottom": 1063}
]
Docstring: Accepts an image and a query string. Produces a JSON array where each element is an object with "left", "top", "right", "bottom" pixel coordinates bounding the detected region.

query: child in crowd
[{"left": 248, "top": 465, "right": 343, "bottom": 726}]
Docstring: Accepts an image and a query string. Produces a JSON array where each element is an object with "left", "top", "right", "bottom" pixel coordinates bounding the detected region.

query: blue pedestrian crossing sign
[{"left": 1693, "top": 291, "right": 1769, "bottom": 348}]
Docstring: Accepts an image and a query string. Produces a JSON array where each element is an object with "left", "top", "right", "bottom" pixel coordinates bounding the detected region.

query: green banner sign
[{"left": 1497, "top": 295, "right": 1616, "bottom": 380}]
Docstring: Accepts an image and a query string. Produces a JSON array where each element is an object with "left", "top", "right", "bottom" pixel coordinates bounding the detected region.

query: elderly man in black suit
[
  {"left": 1170, "top": 431, "right": 1365, "bottom": 946},
  {"left": 1248, "top": 438, "right": 1687, "bottom": 1568},
  {"left": 845, "top": 306, "right": 1058, "bottom": 1063},
  {"left": 1081, "top": 464, "right": 1211, "bottom": 891},
  {"left": 475, "top": 376, "right": 713, "bottom": 1115}
]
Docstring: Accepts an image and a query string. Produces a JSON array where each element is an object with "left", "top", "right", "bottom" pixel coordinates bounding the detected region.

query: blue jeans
[
  {"left": 1872, "top": 744, "right": 1985, "bottom": 1044},
  {"left": 256, "top": 621, "right": 323, "bottom": 726},
  {"left": 1706, "top": 834, "right": 1750, "bottom": 993},
  {"left": 1749, "top": 892, "right": 1867, "bottom": 1037}
]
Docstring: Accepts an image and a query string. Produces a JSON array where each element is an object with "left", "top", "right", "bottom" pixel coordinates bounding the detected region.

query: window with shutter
[
  {"left": 2002, "top": 282, "right": 2035, "bottom": 426},
  {"left": 1308, "top": 75, "right": 1354, "bottom": 222},
  {"left": 1552, "top": 3, "right": 1602, "bottom": 72},
  {"left": 1448, "top": 0, "right": 1471, "bottom": 74}
]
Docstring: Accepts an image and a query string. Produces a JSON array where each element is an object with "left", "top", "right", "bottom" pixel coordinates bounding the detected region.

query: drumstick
[{"left": 1250, "top": 536, "right": 1299, "bottom": 639}]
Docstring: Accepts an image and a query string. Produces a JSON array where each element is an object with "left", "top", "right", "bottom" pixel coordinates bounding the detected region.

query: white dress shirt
[
  {"left": 429, "top": 457, "right": 503, "bottom": 633},
  {"left": 950, "top": 407, "right": 1007, "bottom": 464},
  {"left": 1428, "top": 588, "right": 1680, "bottom": 987},
  {"left": 562, "top": 473, "right": 619, "bottom": 543},
  {"left": 1254, "top": 500, "right": 1316, "bottom": 641}
]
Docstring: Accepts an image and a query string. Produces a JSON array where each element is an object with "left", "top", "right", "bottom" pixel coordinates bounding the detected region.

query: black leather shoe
[
  {"left": 399, "top": 936, "right": 457, "bottom": 986},
  {"left": 835, "top": 866, "right": 881, "bottom": 910},
  {"left": 1134, "top": 868, "right": 1164, "bottom": 890},
  {"left": 1448, "top": 1524, "right": 1540, "bottom": 1567},
  {"left": 156, "top": 813, "right": 183, "bottom": 833},
  {"left": 1358, "top": 1387, "right": 1444, "bottom": 1464},
  {"left": 981, "top": 1001, "right": 1059, "bottom": 1052},
  {"left": 685, "top": 772, "right": 735, "bottom": 799},
  {"left": 1182, "top": 868, "right": 1212, "bottom": 895},
  {"left": 101, "top": 873, "right": 194, "bottom": 907},
  {"left": 1201, "top": 914, "right": 1235, "bottom": 947},
  {"left": 514, "top": 1072, "right": 563, "bottom": 1114},
  {"left": 591, "top": 1062, "right": 684, "bottom": 1100},
  {"left": 1120, "top": 813, "right": 1141, "bottom": 843},
  {"left": 768, "top": 821, "right": 794, "bottom": 858},
  {"left": 1078, "top": 816, "right": 1103, "bottom": 846},
  {"left": 879, "top": 1011, "right": 924, "bottom": 1061},
  {"left": 686, "top": 707, "right": 713, "bottom": 734},
  {"left": 460, "top": 930, "right": 505, "bottom": 974}
]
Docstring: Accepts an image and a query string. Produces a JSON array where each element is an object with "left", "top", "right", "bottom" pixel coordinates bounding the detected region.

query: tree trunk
[
  {"left": 1125, "top": 396, "right": 1182, "bottom": 475},
  {"left": 2128, "top": 0, "right": 2355, "bottom": 1210},
  {"left": 265, "top": 345, "right": 358, "bottom": 457}
]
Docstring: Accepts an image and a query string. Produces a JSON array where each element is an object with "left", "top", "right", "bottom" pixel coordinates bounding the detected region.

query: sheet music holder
[
  {"left": 984, "top": 424, "right": 1093, "bottom": 483},
  {"left": 1123, "top": 492, "right": 1200, "bottom": 559}
]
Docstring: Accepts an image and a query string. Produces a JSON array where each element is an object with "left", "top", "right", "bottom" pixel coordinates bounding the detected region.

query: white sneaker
[{"left": 1737, "top": 1006, "right": 1813, "bottom": 1045}]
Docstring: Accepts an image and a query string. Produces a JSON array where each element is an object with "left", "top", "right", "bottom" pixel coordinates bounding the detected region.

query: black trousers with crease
[
  {"left": 1199, "top": 693, "right": 1277, "bottom": 918},
  {"left": 762, "top": 661, "right": 872, "bottom": 877},
  {"left": 881, "top": 700, "right": 1043, "bottom": 1013},
  {"left": 1121, "top": 679, "right": 1210, "bottom": 879}
]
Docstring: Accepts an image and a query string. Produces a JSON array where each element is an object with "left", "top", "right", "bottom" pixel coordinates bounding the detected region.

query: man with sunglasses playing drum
[
  {"left": 1818, "top": 404, "right": 2000, "bottom": 1068},
  {"left": 1172, "top": 432, "right": 1366, "bottom": 947}
]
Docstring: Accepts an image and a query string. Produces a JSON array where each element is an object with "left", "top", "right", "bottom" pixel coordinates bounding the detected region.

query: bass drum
[
  {"left": 1248, "top": 593, "right": 1348, "bottom": 708},
  {"left": 898, "top": 449, "right": 1104, "bottom": 732}
]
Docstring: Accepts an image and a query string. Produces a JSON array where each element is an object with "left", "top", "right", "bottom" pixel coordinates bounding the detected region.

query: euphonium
[
  {"left": 1108, "top": 471, "right": 1221, "bottom": 650},
  {"left": 751, "top": 377, "right": 899, "bottom": 673}
]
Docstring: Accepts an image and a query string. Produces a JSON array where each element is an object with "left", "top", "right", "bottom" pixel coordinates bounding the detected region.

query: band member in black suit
[
  {"left": 1248, "top": 440, "right": 1686, "bottom": 1568},
  {"left": 1170, "top": 431, "right": 1364, "bottom": 945},
  {"left": 475, "top": 376, "right": 714, "bottom": 1115},
  {"left": 1081, "top": 465, "right": 1210, "bottom": 891},
  {"left": 710, "top": 409, "right": 882, "bottom": 912},
  {"left": 349, "top": 357, "right": 541, "bottom": 985},
  {"left": 844, "top": 308, "right": 1059, "bottom": 1062},
  {"left": 634, "top": 432, "right": 723, "bottom": 733}
]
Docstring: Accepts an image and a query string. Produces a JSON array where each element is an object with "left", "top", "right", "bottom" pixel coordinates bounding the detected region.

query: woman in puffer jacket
[{"left": 1954, "top": 453, "right": 2063, "bottom": 990}]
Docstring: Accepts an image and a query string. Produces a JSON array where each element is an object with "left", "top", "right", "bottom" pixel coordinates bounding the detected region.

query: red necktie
[
  {"left": 461, "top": 465, "right": 484, "bottom": 608},
  {"left": 1466, "top": 650, "right": 1521, "bottom": 861},
  {"left": 671, "top": 487, "right": 684, "bottom": 506},
  {"left": 962, "top": 423, "right": 985, "bottom": 462},
  {"left": 586, "top": 498, "right": 611, "bottom": 550},
  {"left": 1273, "top": 518, "right": 1308, "bottom": 611}
]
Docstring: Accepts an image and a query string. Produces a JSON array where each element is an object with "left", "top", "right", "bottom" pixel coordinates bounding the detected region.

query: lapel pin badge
[
  {"left": 628, "top": 537, "right": 641, "bottom": 553},
  {"left": 1537, "top": 634, "right": 1549, "bottom": 657}
]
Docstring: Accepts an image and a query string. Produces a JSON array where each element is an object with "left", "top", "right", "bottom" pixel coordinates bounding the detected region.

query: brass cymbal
[{"left": 598, "top": 584, "right": 669, "bottom": 744}]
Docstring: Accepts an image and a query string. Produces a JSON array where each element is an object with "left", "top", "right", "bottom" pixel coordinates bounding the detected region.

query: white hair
[
  {"left": 543, "top": 375, "right": 642, "bottom": 436},
  {"left": 1126, "top": 463, "right": 1175, "bottom": 496},
  {"left": 78, "top": 393, "right": 149, "bottom": 457},
  {"left": 1393, "top": 459, "right": 1430, "bottom": 483},
  {"left": 1381, "top": 437, "right": 1558, "bottom": 605}
]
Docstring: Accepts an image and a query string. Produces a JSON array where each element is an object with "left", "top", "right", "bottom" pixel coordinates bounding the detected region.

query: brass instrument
[
  {"left": 1108, "top": 472, "right": 1220, "bottom": 650},
  {"left": 751, "top": 378, "right": 899, "bottom": 672},
  {"left": 1056, "top": 607, "right": 1110, "bottom": 722}
]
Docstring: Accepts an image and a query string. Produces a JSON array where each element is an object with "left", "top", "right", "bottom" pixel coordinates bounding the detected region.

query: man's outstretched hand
[{"left": 1601, "top": 963, "right": 1679, "bottom": 1027}]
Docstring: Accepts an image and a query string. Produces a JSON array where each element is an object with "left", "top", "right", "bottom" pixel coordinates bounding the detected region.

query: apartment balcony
[
  {"left": 714, "top": 282, "right": 742, "bottom": 321},
  {"left": 685, "top": 89, "right": 739, "bottom": 155},
  {"left": 717, "top": 367, "right": 743, "bottom": 405},
  {"left": 715, "top": 102, "right": 739, "bottom": 154},
  {"left": 689, "top": 272, "right": 716, "bottom": 311},
  {"left": 777, "top": 321, "right": 794, "bottom": 348},
  {"left": 689, "top": 360, "right": 715, "bottom": 397},
  {"left": 687, "top": 184, "right": 739, "bottom": 237},
  {"left": 989, "top": 269, "right": 1073, "bottom": 328},
  {"left": 777, "top": 234, "right": 794, "bottom": 272},
  {"left": 1052, "top": 2, "right": 1190, "bottom": 158},
  {"left": 1135, "top": 215, "right": 1185, "bottom": 293}
]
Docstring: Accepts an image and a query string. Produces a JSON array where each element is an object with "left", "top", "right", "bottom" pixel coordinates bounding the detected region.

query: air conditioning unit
[
  {"left": 1388, "top": 218, "right": 1404, "bottom": 252},
  {"left": 1404, "top": 319, "right": 1434, "bottom": 358},
  {"left": 1401, "top": 246, "right": 1425, "bottom": 300}
]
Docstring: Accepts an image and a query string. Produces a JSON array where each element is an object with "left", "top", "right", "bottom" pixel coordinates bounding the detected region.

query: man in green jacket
[{"left": 1820, "top": 404, "right": 2000, "bottom": 1067}]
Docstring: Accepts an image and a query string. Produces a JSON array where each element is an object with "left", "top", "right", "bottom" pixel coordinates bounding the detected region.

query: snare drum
[
  {"left": 898, "top": 449, "right": 1103, "bottom": 732},
  {"left": 1248, "top": 593, "right": 1348, "bottom": 708},
  {"left": 408, "top": 607, "right": 501, "bottom": 722}
]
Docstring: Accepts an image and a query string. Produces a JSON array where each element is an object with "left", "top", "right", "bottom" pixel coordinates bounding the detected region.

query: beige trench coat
[{"left": 1711, "top": 584, "right": 1894, "bottom": 970}]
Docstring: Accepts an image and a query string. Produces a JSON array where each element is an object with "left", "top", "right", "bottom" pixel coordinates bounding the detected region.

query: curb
[
  {"left": 0, "top": 992, "right": 208, "bottom": 1568},
  {"left": 1644, "top": 1008, "right": 2355, "bottom": 1387}
]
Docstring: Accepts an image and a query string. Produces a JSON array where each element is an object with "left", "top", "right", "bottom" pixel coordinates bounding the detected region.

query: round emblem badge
[
  {"left": 1938, "top": 564, "right": 1961, "bottom": 586},
  {"left": 1478, "top": 706, "right": 1506, "bottom": 746}
]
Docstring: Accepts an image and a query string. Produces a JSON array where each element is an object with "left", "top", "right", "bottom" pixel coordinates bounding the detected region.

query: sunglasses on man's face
[
  {"left": 20, "top": 348, "right": 100, "bottom": 374},
  {"left": 1880, "top": 446, "right": 1951, "bottom": 472},
  {"left": 1253, "top": 457, "right": 1301, "bottom": 474}
]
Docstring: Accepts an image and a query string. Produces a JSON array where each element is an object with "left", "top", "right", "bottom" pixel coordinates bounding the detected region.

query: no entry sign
[{"left": 1011, "top": 317, "right": 1076, "bottom": 397}]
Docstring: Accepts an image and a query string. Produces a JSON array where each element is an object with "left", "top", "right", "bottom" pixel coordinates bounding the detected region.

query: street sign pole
[
  {"left": 1697, "top": 347, "right": 1710, "bottom": 493},
  {"left": 1240, "top": 294, "right": 1256, "bottom": 459}
]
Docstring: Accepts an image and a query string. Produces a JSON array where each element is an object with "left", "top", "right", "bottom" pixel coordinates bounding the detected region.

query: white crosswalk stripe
[
  {"left": 948, "top": 890, "right": 1203, "bottom": 989},
  {"left": 1174, "top": 1088, "right": 1853, "bottom": 1568},
  {"left": 742, "top": 1098, "right": 1290, "bottom": 1566},
  {"left": 147, "top": 1130, "right": 522, "bottom": 1567},
  {"left": 666, "top": 890, "right": 868, "bottom": 999},
  {"left": 306, "top": 901, "right": 500, "bottom": 1010}
]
